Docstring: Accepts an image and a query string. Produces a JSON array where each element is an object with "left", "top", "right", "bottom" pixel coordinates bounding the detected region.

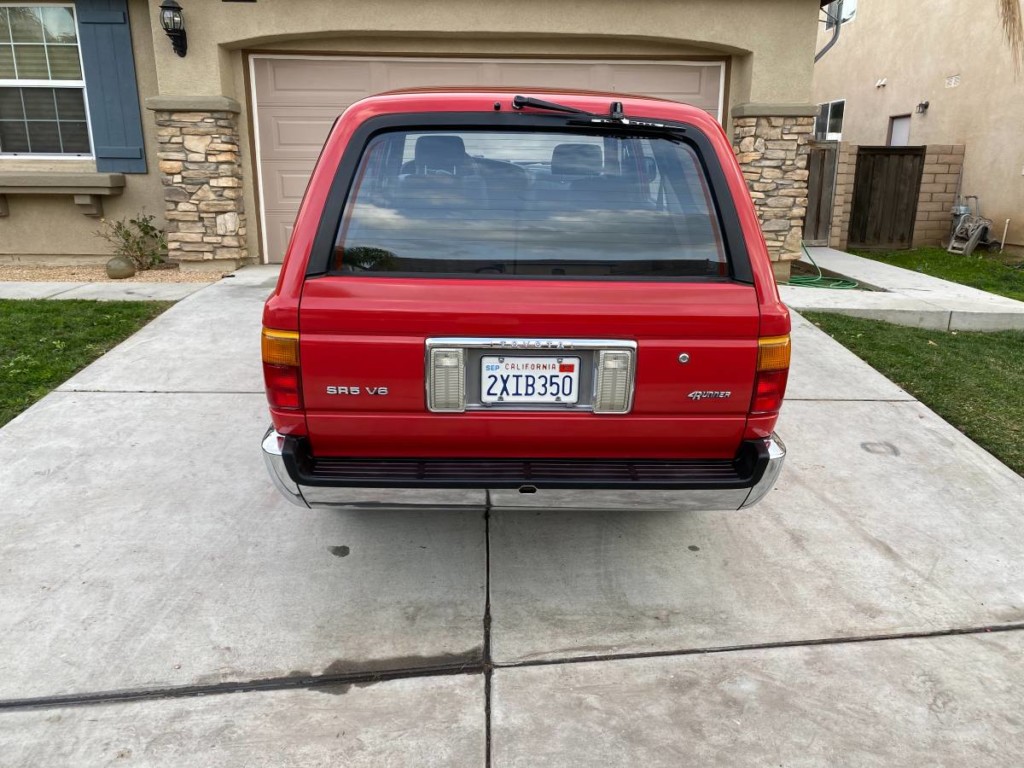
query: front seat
[
  {"left": 394, "top": 135, "right": 487, "bottom": 215},
  {"left": 402, "top": 135, "right": 474, "bottom": 175}
]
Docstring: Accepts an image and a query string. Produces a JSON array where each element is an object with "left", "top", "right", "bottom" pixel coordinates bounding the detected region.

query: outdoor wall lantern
[
  {"left": 916, "top": 101, "right": 930, "bottom": 114},
  {"left": 159, "top": 0, "right": 187, "bottom": 58}
]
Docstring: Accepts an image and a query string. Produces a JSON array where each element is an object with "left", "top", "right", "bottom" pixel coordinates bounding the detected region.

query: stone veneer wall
[
  {"left": 153, "top": 109, "right": 247, "bottom": 270},
  {"left": 732, "top": 115, "right": 814, "bottom": 280},
  {"left": 912, "top": 145, "right": 965, "bottom": 247}
]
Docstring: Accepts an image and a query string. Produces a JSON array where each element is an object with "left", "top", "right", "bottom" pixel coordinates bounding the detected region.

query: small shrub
[{"left": 96, "top": 214, "right": 168, "bottom": 271}]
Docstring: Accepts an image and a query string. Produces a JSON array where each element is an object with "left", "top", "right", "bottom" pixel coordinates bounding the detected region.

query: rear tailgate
[{"left": 299, "top": 276, "right": 757, "bottom": 459}]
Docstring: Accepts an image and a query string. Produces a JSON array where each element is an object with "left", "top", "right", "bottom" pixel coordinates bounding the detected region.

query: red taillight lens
[
  {"left": 263, "top": 363, "right": 303, "bottom": 410},
  {"left": 751, "top": 368, "right": 789, "bottom": 414},
  {"left": 750, "top": 335, "right": 791, "bottom": 415},
  {"left": 262, "top": 328, "right": 302, "bottom": 411}
]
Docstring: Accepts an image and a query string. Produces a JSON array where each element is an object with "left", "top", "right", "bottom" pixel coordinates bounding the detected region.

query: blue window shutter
[{"left": 75, "top": 0, "right": 147, "bottom": 173}]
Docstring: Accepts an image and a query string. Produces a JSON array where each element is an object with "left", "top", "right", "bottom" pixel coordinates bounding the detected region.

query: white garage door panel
[
  {"left": 257, "top": 57, "right": 374, "bottom": 103},
  {"left": 376, "top": 60, "right": 492, "bottom": 89},
  {"left": 492, "top": 63, "right": 601, "bottom": 87},
  {"left": 264, "top": 111, "right": 339, "bottom": 157},
  {"left": 260, "top": 166, "right": 315, "bottom": 209},
  {"left": 252, "top": 56, "right": 724, "bottom": 262},
  {"left": 611, "top": 64, "right": 706, "bottom": 95},
  {"left": 263, "top": 215, "right": 296, "bottom": 264}
]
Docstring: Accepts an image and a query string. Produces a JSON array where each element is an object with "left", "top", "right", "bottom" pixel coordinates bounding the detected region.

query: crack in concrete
[
  {"left": 3, "top": 623, "right": 1024, "bottom": 713},
  {"left": 0, "top": 659, "right": 483, "bottom": 712},
  {"left": 496, "top": 621, "right": 1024, "bottom": 669}
]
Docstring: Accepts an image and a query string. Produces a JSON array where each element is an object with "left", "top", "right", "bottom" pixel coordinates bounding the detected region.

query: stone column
[
  {"left": 145, "top": 96, "right": 247, "bottom": 272},
  {"left": 731, "top": 107, "right": 815, "bottom": 281},
  {"left": 827, "top": 142, "right": 857, "bottom": 251},
  {"left": 913, "top": 145, "right": 965, "bottom": 247}
]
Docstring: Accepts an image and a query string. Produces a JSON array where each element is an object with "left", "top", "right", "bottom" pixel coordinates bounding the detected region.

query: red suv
[{"left": 261, "top": 89, "right": 789, "bottom": 511}]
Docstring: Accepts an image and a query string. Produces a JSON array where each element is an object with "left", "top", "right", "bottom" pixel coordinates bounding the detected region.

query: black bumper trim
[{"left": 279, "top": 437, "right": 770, "bottom": 492}]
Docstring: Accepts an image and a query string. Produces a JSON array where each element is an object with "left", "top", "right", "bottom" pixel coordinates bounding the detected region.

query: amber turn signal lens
[
  {"left": 757, "top": 335, "right": 791, "bottom": 372},
  {"left": 262, "top": 328, "right": 300, "bottom": 367}
]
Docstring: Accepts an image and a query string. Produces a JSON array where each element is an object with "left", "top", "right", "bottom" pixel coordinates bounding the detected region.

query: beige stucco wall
[
  {"left": 148, "top": 0, "right": 820, "bottom": 105},
  {"left": 812, "top": 0, "right": 1024, "bottom": 248},
  {"left": 0, "top": 0, "right": 165, "bottom": 264}
]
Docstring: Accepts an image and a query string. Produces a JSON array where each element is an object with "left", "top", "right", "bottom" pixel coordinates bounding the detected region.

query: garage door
[{"left": 250, "top": 56, "right": 725, "bottom": 262}]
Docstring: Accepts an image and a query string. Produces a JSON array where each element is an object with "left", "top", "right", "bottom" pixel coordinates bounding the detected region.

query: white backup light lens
[
  {"left": 429, "top": 348, "right": 465, "bottom": 412},
  {"left": 593, "top": 350, "right": 634, "bottom": 413}
]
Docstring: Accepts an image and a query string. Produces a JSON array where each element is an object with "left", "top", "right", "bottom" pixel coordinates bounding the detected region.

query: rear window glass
[{"left": 332, "top": 129, "right": 728, "bottom": 278}]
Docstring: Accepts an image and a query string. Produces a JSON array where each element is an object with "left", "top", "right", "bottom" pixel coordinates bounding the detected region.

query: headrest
[
  {"left": 414, "top": 135, "right": 468, "bottom": 172},
  {"left": 551, "top": 143, "right": 603, "bottom": 176}
]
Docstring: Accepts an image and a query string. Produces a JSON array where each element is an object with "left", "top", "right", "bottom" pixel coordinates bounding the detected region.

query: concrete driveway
[{"left": 1, "top": 266, "right": 1023, "bottom": 766}]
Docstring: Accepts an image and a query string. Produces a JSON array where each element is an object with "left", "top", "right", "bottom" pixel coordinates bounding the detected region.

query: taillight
[
  {"left": 262, "top": 328, "right": 300, "bottom": 367},
  {"left": 750, "top": 335, "right": 791, "bottom": 415},
  {"left": 262, "top": 328, "right": 303, "bottom": 411}
]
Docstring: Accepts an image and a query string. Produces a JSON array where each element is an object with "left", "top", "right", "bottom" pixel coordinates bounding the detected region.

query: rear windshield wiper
[
  {"left": 512, "top": 94, "right": 686, "bottom": 134},
  {"left": 511, "top": 95, "right": 595, "bottom": 116}
]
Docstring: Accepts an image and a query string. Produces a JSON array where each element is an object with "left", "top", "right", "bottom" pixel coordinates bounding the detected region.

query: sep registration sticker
[{"left": 481, "top": 356, "right": 580, "bottom": 405}]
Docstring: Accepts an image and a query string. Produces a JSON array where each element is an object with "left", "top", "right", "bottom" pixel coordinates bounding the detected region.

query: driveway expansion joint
[{"left": 483, "top": 499, "right": 494, "bottom": 768}]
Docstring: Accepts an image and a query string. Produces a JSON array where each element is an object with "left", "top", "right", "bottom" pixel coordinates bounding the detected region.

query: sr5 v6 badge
[{"left": 326, "top": 386, "right": 389, "bottom": 395}]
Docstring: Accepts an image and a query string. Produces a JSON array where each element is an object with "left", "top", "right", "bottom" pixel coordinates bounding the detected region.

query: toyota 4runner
[{"left": 262, "top": 89, "right": 789, "bottom": 511}]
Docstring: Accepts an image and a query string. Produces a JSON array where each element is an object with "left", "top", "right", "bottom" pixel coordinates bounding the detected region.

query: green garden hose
[{"left": 785, "top": 243, "right": 860, "bottom": 289}]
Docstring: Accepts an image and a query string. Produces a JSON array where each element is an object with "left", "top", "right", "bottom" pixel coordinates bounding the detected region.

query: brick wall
[
  {"left": 824, "top": 143, "right": 965, "bottom": 250},
  {"left": 913, "top": 145, "right": 965, "bottom": 247},
  {"left": 827, "top": 142, "right": 856, "bottom": 251}
]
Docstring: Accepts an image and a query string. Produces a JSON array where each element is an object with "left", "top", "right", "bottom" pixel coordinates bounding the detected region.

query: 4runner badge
[{"left": 688, "top": 390, "right": 731, "bottom": 401}]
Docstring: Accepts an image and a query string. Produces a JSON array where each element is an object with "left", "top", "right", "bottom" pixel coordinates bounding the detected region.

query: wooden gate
[
  {"left": 802, "top": 142, "right": 838, "bottom": 245},
  {"left": 848, "top": 146, "right": 925, "bottom": 249}
]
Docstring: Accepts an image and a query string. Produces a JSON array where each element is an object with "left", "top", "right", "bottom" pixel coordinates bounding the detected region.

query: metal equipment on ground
[{"left": 948, "top": 195, "right": 992, "bottom": 257}]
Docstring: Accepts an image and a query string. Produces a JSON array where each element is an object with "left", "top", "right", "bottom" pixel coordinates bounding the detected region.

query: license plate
[{"left": 481, "top": 356, "right": 581, "bottom": 405}]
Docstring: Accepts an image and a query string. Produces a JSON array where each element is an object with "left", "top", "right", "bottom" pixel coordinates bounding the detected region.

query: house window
[
  {"left": 0, "top": 5, "right": 91, "bottom": 156},
  {"left": 815, "top": 99, "right": 845, "bottom": 141},
  {"left": 824, "top": 0, "right": 857, "bottom": 30}
]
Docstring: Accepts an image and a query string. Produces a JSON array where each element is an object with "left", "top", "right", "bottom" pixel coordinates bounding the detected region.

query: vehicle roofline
[{"left": 341, "top": 88, "right": 717, "bottom": 123}]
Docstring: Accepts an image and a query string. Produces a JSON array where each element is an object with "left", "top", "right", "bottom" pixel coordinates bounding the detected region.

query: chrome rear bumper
[{"left": 262, "top": 428, "right": 785, "bottom": 511}]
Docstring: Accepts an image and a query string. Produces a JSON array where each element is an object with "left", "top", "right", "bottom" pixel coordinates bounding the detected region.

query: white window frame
[
  {"left": 824, "top": 0, "right": 857, "bottom": 30},
  {"left": 816, "top": 99, "right": 845, "bottom": 141},
  {"left": 0, "top": 2, "right": 94, "bottom": 160}
]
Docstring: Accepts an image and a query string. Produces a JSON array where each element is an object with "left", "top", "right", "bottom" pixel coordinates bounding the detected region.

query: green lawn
[
  {"left": 804, "top": 312, "right": 1024, "bottom": 475},
  {"left": 0, "top": 299, "right": 171, "bottom": 427},
  {"left": 851, "top": 246, "right": 1024, "bottom": 303}
]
